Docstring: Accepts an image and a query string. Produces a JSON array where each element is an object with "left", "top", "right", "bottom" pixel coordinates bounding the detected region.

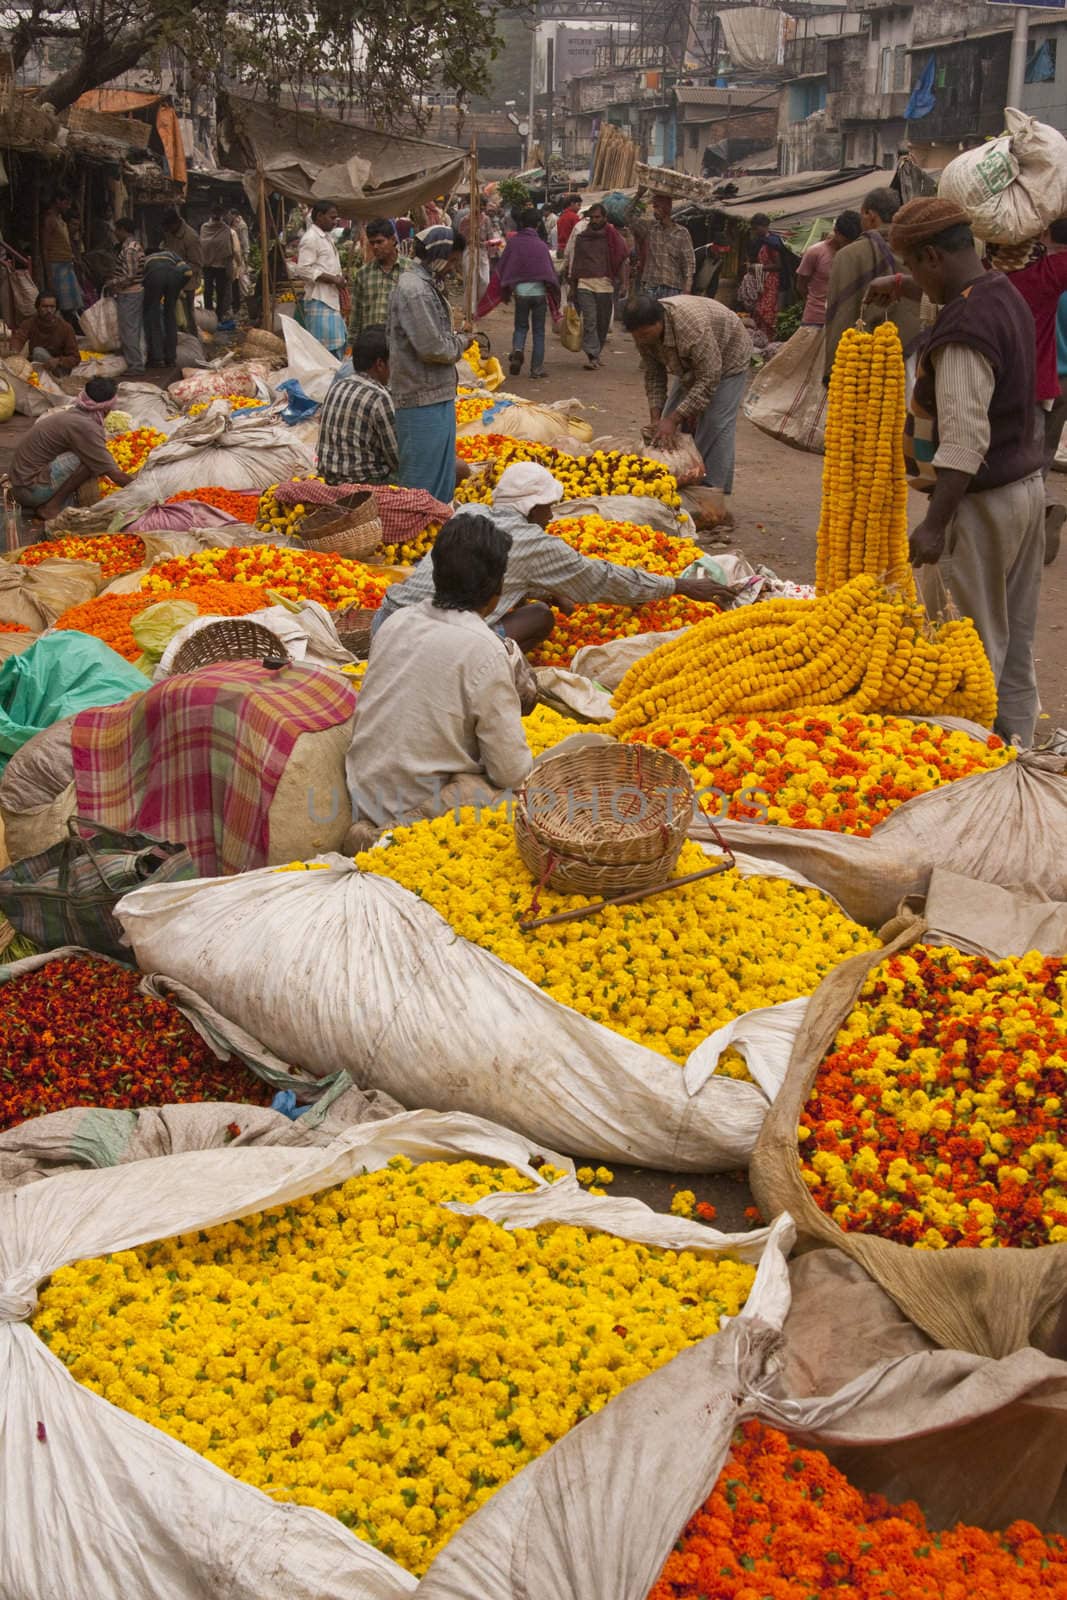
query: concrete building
[
  {"left": 562, "top": 66, "right": 777, "bottom": 174},
  {"left": 779, "top": 1, "right": 1067, "bottom": 176}
]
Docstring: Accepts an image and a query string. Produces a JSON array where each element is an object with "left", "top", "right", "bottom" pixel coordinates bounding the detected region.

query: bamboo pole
[
  {"left": 258, "top": 169, "right": 272, "bottom": 332},
  {"left": 464, "top": 134, "right": 479, "bottom": 329}
]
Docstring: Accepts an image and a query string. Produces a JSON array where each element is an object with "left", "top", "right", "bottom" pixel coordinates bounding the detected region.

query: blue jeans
[{"left": 512, "top": 294, "right": 547, "bottom": 371}]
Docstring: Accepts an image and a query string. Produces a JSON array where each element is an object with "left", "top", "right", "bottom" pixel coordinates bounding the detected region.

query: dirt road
[{"left": 482, "top": 302, "right": 1067, "bottom": 734}]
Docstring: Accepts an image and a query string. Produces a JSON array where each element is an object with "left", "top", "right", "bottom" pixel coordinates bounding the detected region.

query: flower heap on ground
[
  {"left": 816, "top": 322, "right": 914, "bottom": 598},
  {"left": 456, "top": 388, "right": 496, "bottom": 426},
  {"left": 256, "top": 477, "right": 325, "bottom": 538},
  {"left": 358, "top": 809, "right": 877, "bottom": 1064},
  {"left": 98, "top": 427, "right": 166, "bottom": 497},
  {"left": 0, "top": 621, "right": 30, "bottom": 634},
  {"left": 650, "top": 1419, "right": 1067, "bottom": 1598},
  {"left": 168, "top": 487, "right": 263, "bottom": 522},
  {"left": 461, "top": 340, "right": 501, "bottom": 386},
  {"left": 800, "top": 945, "right": 1067, "bottom": 1248},
  {"left": 34, "top": 1155, "right": 756, "bottom": 1575},
  {"left": 529, "top": 595, "right": 721, "bottom": 668},
  {"left": 186, "top": 395, "right": 266, "bottom": 418},
  {"left": 547, "top": 515, "right": 702, "bottom": 575},
  {"left": 522, "top": 703, "right": 587, "bottom": 755},
  {"left": 55, "top": 582, "right": 271, "bottom": 661},
  {"left": 0, "top": 956, "right": 272, "bottom": 1128},
  {"left": 454, "top": 442, "right": 683, "bottom": 510},
  {"left": 608, "top": 574, "right": 997, "bottom": 733},
  {"left": 17, "top": 533, "right": 145, "bottom": 582},
  {"left": 626, "top": 713, "right": 1013, "bottom": 836},
  {"left": 140, "top": 548, "right": 396, "bottom": 610}
]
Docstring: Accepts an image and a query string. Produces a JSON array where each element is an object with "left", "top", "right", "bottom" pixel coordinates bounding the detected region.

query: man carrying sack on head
[{"left": 880, "top": 197, "right": 1045, "bottom": 748}]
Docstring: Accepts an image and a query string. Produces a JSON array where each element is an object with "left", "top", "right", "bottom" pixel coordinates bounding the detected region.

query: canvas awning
[
  {"left": 684, "top": 167, "right": 882, "bottom": 229},
  {"left": 221, "top": 93, "right": 466, "bottom": 218},
  {"left": 75, "top": 89, "right": 187, "bottom": 186}
]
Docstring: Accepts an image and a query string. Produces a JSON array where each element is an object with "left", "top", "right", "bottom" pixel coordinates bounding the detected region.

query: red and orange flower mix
[
  {"left": 141, "top": 547, "right": 395, "bottom": 610},
  {"left": 0, "top": 956, "right": 272, "bottom": 1129},
  {"left": 548, "top": 515, "right": 702, "bottom": 575},
  {"left": 800, "top": 945, "right": 1067, "bottom": 1249},
  {"left": 627, "top": 713, "right": 1013, "bottom": 836},
  {"left": 650, "top": 1420, "right": 1067, "bottom": 1599},
  {"left": 529, "top": 595, "right": 720, "bottom": 668},
  {"left": 17, "top": 532, "right": 145, "bottom": 583},
  {"left": 55, "top": 581, "right": 270, "bottom": 661}
]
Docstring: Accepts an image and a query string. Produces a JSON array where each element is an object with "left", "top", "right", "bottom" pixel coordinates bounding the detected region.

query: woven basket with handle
[
  {"left": 514, "top": 743, "right": 694, "bottom": 897},
  {"left": 300, "top": 492, "right": 383, "bottom": 560},
  {"left": 170, "top": 618, "right": 290, "bottom": 676},
  {"left": 331, "top": 604, "right": 377, "bottom": 659}
]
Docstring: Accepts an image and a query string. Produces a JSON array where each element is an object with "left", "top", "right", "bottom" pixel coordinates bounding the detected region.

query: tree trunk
[{"left": 32, "top": 30, "right": 157, "bottom": 112}]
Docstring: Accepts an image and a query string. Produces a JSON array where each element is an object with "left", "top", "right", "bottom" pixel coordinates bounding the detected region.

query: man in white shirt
[
  {"left": 346, "top": 512, "right": 533, "bottom": 836},
  {"left": 297, "top": 201, "right": 347, "bottom": 358}
]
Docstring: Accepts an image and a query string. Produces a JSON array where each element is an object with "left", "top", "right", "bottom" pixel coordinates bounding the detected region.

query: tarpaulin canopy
[
  {"left": 221, "top": 93, "right": 466, "bottom": 219},
  {"left": 75, "top": 89, "right": 187, "bottom": 186}
]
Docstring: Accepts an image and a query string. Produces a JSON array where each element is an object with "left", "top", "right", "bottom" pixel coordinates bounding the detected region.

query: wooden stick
[
  {"left": 464, "top": 134, "right": 479, "bottom": 328},
  {"left": 518, "top": 857, "right": 735, "bottom": 933},
  {"left": 258, "top": 168, "right": 272, "bottom": 332}
]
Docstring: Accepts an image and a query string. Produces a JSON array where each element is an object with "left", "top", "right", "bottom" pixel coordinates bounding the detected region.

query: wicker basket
[
  {"left": 301, "top": 494, "right": 383, "bottom": 560},
  {"left": 170, "top": 619, "right": 290, "bottom": 676},
  {"left": 332, "top": 605, "right": 377, "bottom": 659},
  {"left": 514, "top": 743, "right": 694, "bottom": 897}
]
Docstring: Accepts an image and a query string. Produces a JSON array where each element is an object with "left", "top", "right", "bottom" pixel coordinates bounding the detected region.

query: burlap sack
[
  {"left": 750, "top": 879, "right": 1067, "bottom": 1359},
  {"left": 0, "top": 559, "right": 102, "bottom": 631}
]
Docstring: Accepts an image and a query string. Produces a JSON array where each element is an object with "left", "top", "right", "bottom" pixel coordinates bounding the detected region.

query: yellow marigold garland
[
  {"left": 609, "top": 574, "right": 997, "bottom": 734},
  {"left": 359, "top": 810, "right": 877, "bottom": 1063},
  {"left": 816, "top": 323, "right": 913, "bottom": 599},
  {"left": 34, "top": 1157, "right": 756, "bottom": 1575}
]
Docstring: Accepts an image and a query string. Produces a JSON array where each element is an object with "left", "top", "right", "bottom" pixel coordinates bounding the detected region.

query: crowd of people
[{"left": 8, "top": 175, "right": 1067, "bottom": 777}]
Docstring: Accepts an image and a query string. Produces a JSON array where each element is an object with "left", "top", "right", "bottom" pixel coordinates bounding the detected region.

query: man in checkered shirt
[
  {"left": 628, "top": 188, "right": 696, "bottom": 299},
  {"left": 316, "top": 327, "right": 399, "bottom": 486}
]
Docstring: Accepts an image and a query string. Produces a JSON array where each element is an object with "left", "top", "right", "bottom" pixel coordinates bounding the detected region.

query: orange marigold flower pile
[
  {"left": 97, "top": 428, "right": 166, "bottom": 496},
  {"left": 140, "top": 548, "right": 396, "bottom": 610},
  {"left": 17, "top": 533, "right": 145, "bottom": 583},
  {"left": 55, "top": 582, "right": 270, "bottom": 662},
  {"left": 627, "top": 713, "right": 1013, "bottom": 836},
  {"left": 800, "top": 945, "right": 1067, "bottom": 1249},
  {"left": 529, "top": 595, "right": 720, "bottom": 668},
  {"left": 168, "top": 487, "right": 263, "bottom": 522},
  {"left": 650, "top": 1420, "right": 1067, "bottom": 1599},
  {"left": 0, "top": 621, "right": 30, "bottom": 634}
]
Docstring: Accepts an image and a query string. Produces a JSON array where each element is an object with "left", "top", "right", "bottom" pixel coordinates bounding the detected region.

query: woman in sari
[{"left": 746, "top": 212, "right": 784, "bottom": 341}]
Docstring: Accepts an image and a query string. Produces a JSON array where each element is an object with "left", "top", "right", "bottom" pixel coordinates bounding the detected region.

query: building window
[
  {"left": 789, "top": 77, "right": 827, "bottom": 122},
  {"left": 893, "top": 45, "right": 908, "bottom": 91},
  {"left": 881, "top": 46, "right": 892, "bottom": 92}
]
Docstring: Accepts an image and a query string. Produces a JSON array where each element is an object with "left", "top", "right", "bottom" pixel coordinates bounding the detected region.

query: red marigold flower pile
[
  {"left": 55, "top": 581, "right": 271, "bottom": 661},
  {"left": 0, "top": 622, "right": 30, "bottom": 634},
  {"left": 626, "top": 713, "right": 1013, "bottom": 836},
  {"left": 800, "top": 945, "right": 1067, "bottom": 1248},
  {"left": 0, "top": 956, "right": 273, "bottom": 1129},
  {"left": 168, "top": 487, "right": 263, "bottom": 522},
  {"left": 650, "top": 1420, "right": 1067, "bottom": 1598},
  {"left": 17, "top": 533, "right": 145, "bottom": 583},
  {"left": 529, "top": 595, "right": 720, "bottom": 667},
  {"left": 141, "top": 547, "right": 395, "bottom": 610}
]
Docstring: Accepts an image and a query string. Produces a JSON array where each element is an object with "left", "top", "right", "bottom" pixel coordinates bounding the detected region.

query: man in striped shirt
[{"left": 316, "top": 327, "right": 398, "bottom": 486}]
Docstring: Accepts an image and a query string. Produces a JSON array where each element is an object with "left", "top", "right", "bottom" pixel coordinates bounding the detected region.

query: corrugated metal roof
[
  {"left": 710, "top": 167, "right": 881, "bottom": 225},
  {"left": 674, "top": 85, "right": 778, "bottom": 107}
]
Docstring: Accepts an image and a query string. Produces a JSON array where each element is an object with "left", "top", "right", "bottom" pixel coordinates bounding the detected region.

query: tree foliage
[{"left": 5, "top": 0, "right": 508, "bottom": 120}]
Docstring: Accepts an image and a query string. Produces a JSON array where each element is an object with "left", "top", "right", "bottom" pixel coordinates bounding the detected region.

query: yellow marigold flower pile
[
  {"left": 522, "top": 703, "right": 587, "bottom": 755},
  {"left": 378, "top": 521, "right": 442, "bottom": 566},
  {"left": 33, "top": 1156, "right": 756, "bottom": 1574},
  {"left": 97, "top": 427, "right": 166, "bottom": 496},
  {"left": 529, "top": 595, "right": 720, "bottom": 669},
  {"left": 140, "top": 547, "right": 396, "bottom": 610},
  {"left": 461, "top": 341, "right": 504, "bottom": 388},
  {"left": 626, "top": 712, "right": 1014, "bottom": 836},
  {"left": 186, "top": 394, "right": 266, "bottom": 417},
  {"left": 548, "top": 515, "right": 702, "bottom": 574},
  {"left": 255, "top": 476, "right": 324, "bottom": 537},
  {"left": 455, "top": 441, "right": 682, "bottom": 510},
  {"left": 455, "top": 388, "right": 496, "bottom": 426},
  {"left": 609, "top": 574, "right": 997, "bottom": 733},
  {"left": 359, "top": 810, "right": 877, "bottom": 1062},
  {"left": 816, "top": 323, "right": 914, "bottom": 598}
]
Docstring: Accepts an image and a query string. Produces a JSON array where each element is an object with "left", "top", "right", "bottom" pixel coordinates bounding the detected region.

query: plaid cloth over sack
[{"left": 0, "top": 817, "right": 195, "bottom": 961}]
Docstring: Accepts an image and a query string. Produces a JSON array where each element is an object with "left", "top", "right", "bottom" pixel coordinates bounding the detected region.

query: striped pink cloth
[{"left": 72, "top": 660, "right": 357, "bottom": 876}]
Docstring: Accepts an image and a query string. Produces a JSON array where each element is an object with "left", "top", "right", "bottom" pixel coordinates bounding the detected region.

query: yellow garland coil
[
  {"left": 816, "top": 323, "right": 914, "bottom": 600},
  {"left": 608, "top": 573, "right": 996, "bottom": 733}
]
